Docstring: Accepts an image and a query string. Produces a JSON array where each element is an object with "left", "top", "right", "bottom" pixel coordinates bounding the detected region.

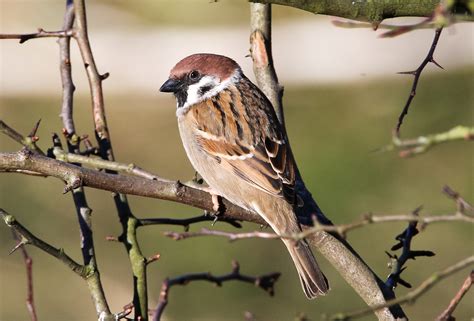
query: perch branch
[
  {"left": 436, "top": 271, "right": 474, "bottom": 321},
  {"left": 152, "top": 261, "right": 280, "bottom": 321},
  {"left": 11, "top": 231, "right": 38, "bottom": 321},
  {"left": 330, "top": 255, "right": 474, "bottom": 320},
  {"left": 381, "top": 126, "right": 474, "bottom": 157},
  {"left": 395, "top": 28, "right": 443, "bottom": 135}
]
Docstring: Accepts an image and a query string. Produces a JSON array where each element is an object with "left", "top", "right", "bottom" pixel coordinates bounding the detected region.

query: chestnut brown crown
[{"left": 169, "top": 53, "right": 240, "bottom": 81}]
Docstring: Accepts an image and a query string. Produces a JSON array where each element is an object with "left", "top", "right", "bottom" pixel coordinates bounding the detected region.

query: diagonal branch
[
  {"left": 395, "top": 28, "right": 443, "bottom": 135},
  {"left": 0, "top": 209, "right": 85, "bottom": 276},
  {"left": 330, "top": 255, "right": 474, "bottom": 320},
  {"left": 436, "top": 271, "right": 473, "bottom": 321},
  {"left": 152, "top": 261, "right": 280, "bottom": 321}
]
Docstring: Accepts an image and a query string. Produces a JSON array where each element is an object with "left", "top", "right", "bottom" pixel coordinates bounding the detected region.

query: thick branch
[
  {"left": 0, "top": 150, "right": 260, "bottom": 222},
  {"left": 331, "top": 256, "right": 474, "bottom": 320},
  {"left": 250, "top": 0, "right": 473, "bottom": 23}
]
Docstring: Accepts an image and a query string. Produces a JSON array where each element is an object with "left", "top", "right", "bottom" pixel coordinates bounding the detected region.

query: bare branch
[
  {"left": 11, "top": 231, "right": 38, "bottom": 321},
  {"left": 330, "top": 255, "right": 474, "bottom": 320},
  {"left": 0, "top": 120, "right": 44, "bottom": 154},
  {"left": 0, "top": 208, "right": 85, "bottom": 276},
  {"left": 72, "top": 1, "right": 149, "bottom": 317},
  {"left": 436, "top": 271, "right": 474, "bottom": 321},
  {"left": 59, "top": 0, "right": 76, "bottom": 136},
  {"left": 380, "top": 126, "right": 474, "bottom": 157},
  {"left": 0, "top": 28, "right": 74, "bottom": 44},
  {"left": 250, "top": 3, "right": 284, "bottom": 124},
  {"left": 138, "top": 213, "right": 242, "bottom": 229},
  {"left": 164, "top": 210, "right": 473, "bottom": 243},
  {"left": 152, "top": 261, "right": 280, "bottom": 321},
  {"left": 395, "top": 28, "right": 443, "bottom": 135},
  {"left": 52, "top": 145, "right": 160, "bottom": 180}
]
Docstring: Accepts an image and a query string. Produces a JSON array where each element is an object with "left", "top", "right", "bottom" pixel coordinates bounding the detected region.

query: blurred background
[{"left": 0, "top": 1, "right": 473, "bottom": 320}]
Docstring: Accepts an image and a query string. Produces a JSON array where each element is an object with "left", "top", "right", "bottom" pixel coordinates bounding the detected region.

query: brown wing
[{"left": 192, "top": 78, "right": 296, "bottom": 203}]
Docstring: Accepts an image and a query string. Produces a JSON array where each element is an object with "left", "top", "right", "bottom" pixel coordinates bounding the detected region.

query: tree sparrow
[{"left": 160, "top": 53, "right": 329, "bottom": 299}]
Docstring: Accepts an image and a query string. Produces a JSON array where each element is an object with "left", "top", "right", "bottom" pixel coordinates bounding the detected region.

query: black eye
[{"left": 188, "top": 70, "right": 200, "bottom": 81}]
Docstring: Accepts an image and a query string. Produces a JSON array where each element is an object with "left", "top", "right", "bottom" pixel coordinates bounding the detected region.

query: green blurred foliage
[{"left": 0, "top": 67, "right": 472, "bottom": 321}]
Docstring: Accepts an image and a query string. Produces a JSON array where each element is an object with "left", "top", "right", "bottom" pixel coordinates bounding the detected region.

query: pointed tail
[{"left": 284, "top": 239, "right": 330, "bottom": 299}]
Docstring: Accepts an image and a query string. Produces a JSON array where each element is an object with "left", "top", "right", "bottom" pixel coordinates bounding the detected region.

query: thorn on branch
[
  {"left": 100, "top": 72, "right": 110, "bottom": 80},
  {"left": 395, "top": 28, "right": 444, "bottom": 136},
  {"left": 146, "top": 253, "right": 161, "bottom": 265},
  {"left": 115, "top": 302, "right": 134, "bottom": 320},
  {"left": 152, "top": 261, "right": 280, "bottom": 321},
  {"left": 385, "top": 207, "right": 436, "bottom": 289}
]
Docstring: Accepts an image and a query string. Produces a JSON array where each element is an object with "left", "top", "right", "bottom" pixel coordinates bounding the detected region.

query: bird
[{"left": 160, "top": 53, "right": 329, "bottom": 299}]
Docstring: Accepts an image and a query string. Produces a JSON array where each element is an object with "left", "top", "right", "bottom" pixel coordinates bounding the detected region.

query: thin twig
[
  {"left": 332, "top": 20, "right": 436, "bottom": 31},
  {"left": 11, "top": 231, "right": 38, "bottom": 321},
  {"left": 52, "top": 145, "right": 160, "bottom": 180},
  {"left": 395, "top": 27, "right": 444, "bottom": 135},
  {"left": 330, "top": 256, "right": 474, "bottom": 320},
  {"left": 436, "top": 271, "right": 474, "bottom": 321},
  {"left": 0, "top": 209, "right": 85, "bottom": 276},
  {"left": 152, "top": 261, "right": 280, "bottom": 321},
  {"left": 164, "top": 209, "right": 473, "bottom": 243},
  {"left": 380, "top": 126, "right": 474, "bottom": 157},
  {"left": 0, "top": 29, "right": 74, "bottom": 44},
  {"left": 0, "top": 120, "right": 44, "bottom": 154},
  {"left": 138, "top": 213, "right": 242, "bottom": 229}
]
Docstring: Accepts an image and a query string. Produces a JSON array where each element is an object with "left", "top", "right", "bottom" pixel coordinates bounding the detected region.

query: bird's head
[{"left": 160, "top": 53, "right": 242, "bottom": 111}]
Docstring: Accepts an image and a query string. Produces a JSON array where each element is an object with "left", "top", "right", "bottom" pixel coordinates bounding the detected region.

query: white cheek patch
[
  {"left": 185, "top": 75, "right": 218, "bottom": 108},
  {"left": 177, "top": 70, "right": 242, "bottom": 118}
]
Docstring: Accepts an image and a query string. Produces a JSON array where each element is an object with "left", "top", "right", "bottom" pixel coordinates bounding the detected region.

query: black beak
[{"left": 160, "top": 78, "right": 181, "bottom": 93}]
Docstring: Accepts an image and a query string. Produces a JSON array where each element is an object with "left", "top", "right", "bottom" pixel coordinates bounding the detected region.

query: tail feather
[{"left": 284, "top": 239, "right": 330, "bottom": 299}]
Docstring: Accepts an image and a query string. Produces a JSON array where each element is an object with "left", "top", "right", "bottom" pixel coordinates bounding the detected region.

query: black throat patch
[{"left": 175, "top": 89, "right": 188, "bottom": 108}]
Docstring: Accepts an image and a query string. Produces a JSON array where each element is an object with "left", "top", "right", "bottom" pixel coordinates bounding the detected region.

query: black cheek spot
[{"left": 198, "top": 85, "right": 213, "bottom": 97}]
